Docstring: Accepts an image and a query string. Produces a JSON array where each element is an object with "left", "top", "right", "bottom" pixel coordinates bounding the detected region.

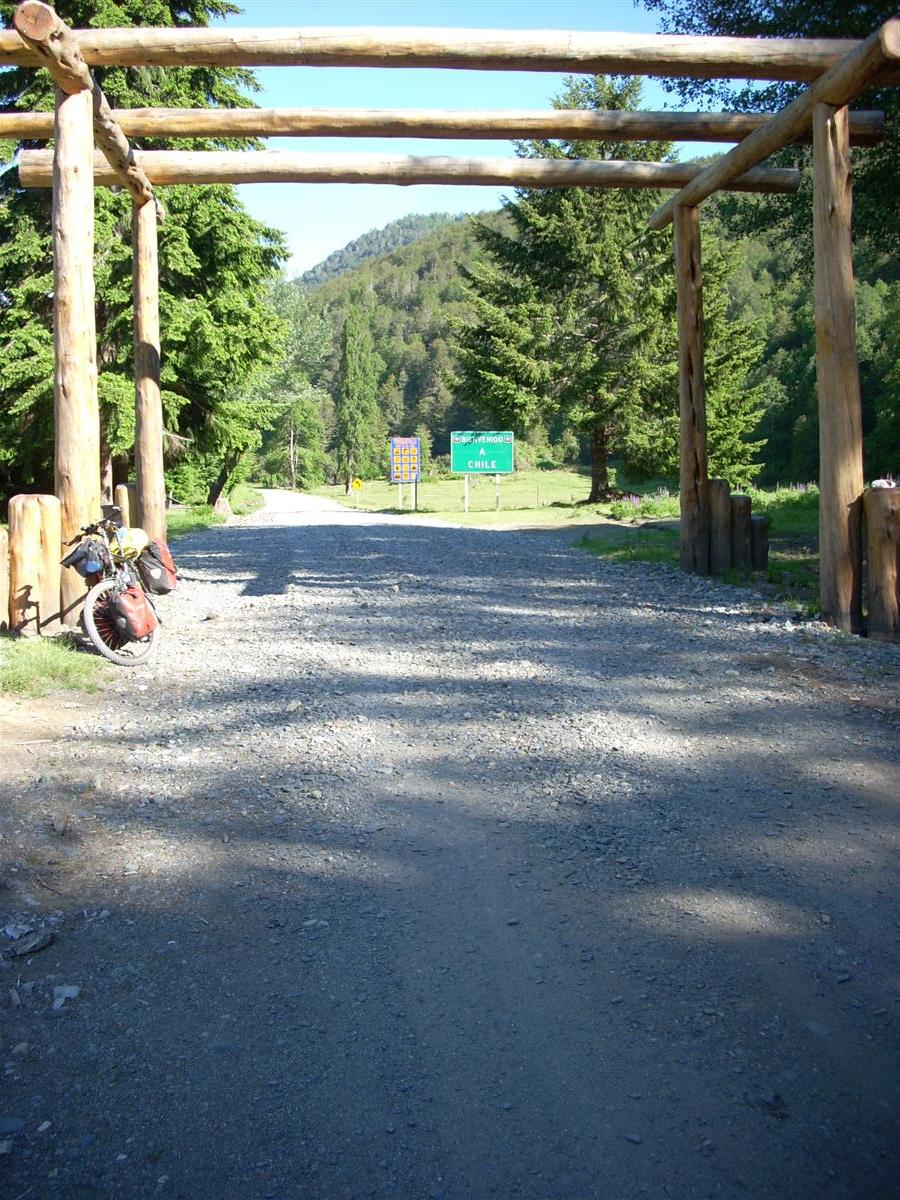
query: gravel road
[{"left": 2, "top": 489, "right": 899, "bottom": 1200}]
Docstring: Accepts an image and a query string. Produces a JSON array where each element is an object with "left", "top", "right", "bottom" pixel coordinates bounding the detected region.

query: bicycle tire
[{"left": 82, "top": 577, "right": 160, "bottom": 667}]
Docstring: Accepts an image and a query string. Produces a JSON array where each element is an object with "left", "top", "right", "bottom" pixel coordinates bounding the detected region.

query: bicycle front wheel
[{"left": 82, "top": 577, "right": 160, "bottom": 666}]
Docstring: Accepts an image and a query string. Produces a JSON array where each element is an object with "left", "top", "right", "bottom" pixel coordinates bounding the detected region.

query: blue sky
[{"left": 220, "top": 1, "right": 693, "bottom": 274}]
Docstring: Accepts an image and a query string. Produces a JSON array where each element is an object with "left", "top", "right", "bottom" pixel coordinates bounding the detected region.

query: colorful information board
[
  {"left": 450, "top": 431, "right": 515, "bottom": 474},
  {"left": 390, "top": 437, "right": 421, "bottom": 483}
]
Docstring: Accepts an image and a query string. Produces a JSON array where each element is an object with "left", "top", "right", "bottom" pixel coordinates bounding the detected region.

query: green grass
[
  {"left": 165, "top": 484, "right": 264, "bottom": 540},
  {"left": 579, "top": 527, "right": 680, "bottom": 567},
  {"left": 166, "top": 506, "right": 225, "bottom": 540},
  {"left": 748, "top": 484, "right": 819, "bottom": 537},
  {"left": 0, "top": 634, "right": 107, "bottom": 697}
]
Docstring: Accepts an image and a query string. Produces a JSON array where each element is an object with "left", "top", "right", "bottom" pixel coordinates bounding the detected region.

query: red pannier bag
[
  {"left": 137, "top": 538, "right": 178, "bottom": 595},
  {"left": 113, "top": 586, "right": 158, "bottom": 640}
]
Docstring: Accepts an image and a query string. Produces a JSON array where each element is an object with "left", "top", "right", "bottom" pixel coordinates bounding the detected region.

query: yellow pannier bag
[{"left": 110, "top": 526, "right": 150, "bottom": 561}]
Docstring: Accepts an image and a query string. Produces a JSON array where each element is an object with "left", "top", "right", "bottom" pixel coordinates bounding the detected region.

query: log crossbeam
[
  {"left": 13, "top": 1, "right": 160, "bottom": 214},
  {"left": 16, "top": 149, "right": 803, "bottom": 192},
  {"left": 0, "top": 105, "right": 885, "bottom": 145},
  {"left": 1, "top": 25, "right": 900, "bottom": 85}
]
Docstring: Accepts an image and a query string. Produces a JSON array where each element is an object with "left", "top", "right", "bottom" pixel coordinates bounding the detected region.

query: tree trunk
[
  {"left": 112, "top": 455, "right": 129, "bottom": 488},
  {"left": 587, "top": 425, "right": 610, "bottom": 503},
  {"left": 289, "top": 420, "right": 297, "bottom": 490},
  {"left": 99, "top": 432, "right": 113, "bottom": 504},
  {"left": 207, "top": 453, "right": 240, "bottom": 507}
]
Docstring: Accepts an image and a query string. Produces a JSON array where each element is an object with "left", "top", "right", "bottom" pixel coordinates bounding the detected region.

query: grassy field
[{"left": 316, "top": 468, "right": 596, "bottom": 521}]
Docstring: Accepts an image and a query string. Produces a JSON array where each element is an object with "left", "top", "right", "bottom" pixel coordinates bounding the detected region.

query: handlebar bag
[
  {"left": 61, "top": 538, "right": 109, "bottom": 577},
  {"left": 137, "top": 538, "right": 178, "bottom": 595},
  {"left": 113, "top": 586, "right": 158, "bottom": 640}
]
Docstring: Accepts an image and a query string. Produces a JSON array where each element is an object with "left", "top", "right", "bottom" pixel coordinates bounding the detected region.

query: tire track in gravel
[{"left": 1, "top": 489, "right": 898, "bottom": 1200}]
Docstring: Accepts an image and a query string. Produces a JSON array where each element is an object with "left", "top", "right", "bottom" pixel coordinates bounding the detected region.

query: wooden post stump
[
  {"left": 0, "top": 528, "right": 9, "bottom": 634},
  {"left": 673, "top": 204, "right": 710, "bottom": 574},
  {"left": 133, "top": 198, "right": 166, "bottom": 543},
  {"left": 864, "top": 486, "right": 900, "bottom": 640},
  {"left": 114, "top": 482, "right": 131, "bottom": 525},
  {"left": 708, "top": 477, "right": 732, "bottom": 574},
  {"left": 814, "top": 103, "right": 864, "bottom": 633},
  {"left": 54, "top": 84, "right": 100, "bottom": 625},
  {"left": 731, "top": 494, "right": 752, "bottom": 572},
  {"left": 9, "top": 494, "right": 62, "bottom": 635},
  {"left": 751, "top": 515, "right": 770, "bottom": 571},
  {"left": 114, "top": 482, "right": 141, "bottom": 528}
]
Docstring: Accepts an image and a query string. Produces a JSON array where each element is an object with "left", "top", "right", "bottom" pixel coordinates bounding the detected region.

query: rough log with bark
[
  {"left": 17, "top": 150, "right": 802, "bottom": 192},
  {"left": 0, "top": 105, "right": 885, "bottom": 144},
  {"left": 13, "top": 1, "right": 158, "bottom": 210},
  {"left": 2, "top": 25, "right": 898, "bottom": 83}
]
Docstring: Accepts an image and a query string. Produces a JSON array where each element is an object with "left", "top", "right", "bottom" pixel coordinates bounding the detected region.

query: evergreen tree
[
  {"left": 457, "top": 77, "right": 675, "bottom": 502},
  {"left": 0, "top": 0, "right": 286, "bottom": 506},
  {"left": 254, "top": 278, "right": 332, "bottom": 489},
  {"left": 620, "top": 231, "right": 769, "bottom": 489},
  {"left": 334, "top": 301, "right": 384, "bottom": 491},
  {"left": 457, "top": 79, "right": 768, "bottom": 497}
]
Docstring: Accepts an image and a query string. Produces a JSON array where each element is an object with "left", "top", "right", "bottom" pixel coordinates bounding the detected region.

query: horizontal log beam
[
  {"left": 1, "top": 25, "right": 898, "bottom": 83},
  {"left": 0, "top": 105, "right": 886, "bottom": 146},
  {"left": 648, "top": 16, "right": 900, "bottom": 231},
  {"left": 12, "top": 1, "right": 157, "bottom": 210},
  {"left": 16, "top": 149, "right": 803, "bottom": 192}
]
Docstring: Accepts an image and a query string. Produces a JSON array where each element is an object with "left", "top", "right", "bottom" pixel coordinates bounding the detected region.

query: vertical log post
[
  {"left": 8, "top": 494, "right": 62, "bottom": 635},
  {"left": 708, "top": 477, "right": 732, "bottom": 574},
  {"left": 814, "top": 103, "right": 864, "bottom": 633},
  {"left": 133, "top": 197, "right": 166, "bottom": 542},
  {"left": 730, "top": 493, "right": 753, "bottom": 572},
  {"left": 751, "top": 515, "right": 770, "bottom": 571},
  {"left": 54, "top": 85, "right": 100, "bottom": 624},
  {"left": 0, "top": 527, "right": 9, "bottom": 634},
  {"left": 673, "top": 204, "right": 710, "bottom": 574},
  {"left": 864, "top": 486, "right": 900, "bottom": 640}
]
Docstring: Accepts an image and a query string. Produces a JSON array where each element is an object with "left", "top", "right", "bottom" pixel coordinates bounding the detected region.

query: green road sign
[{"left": 450, "top": 431, "right": 515, "bottom": 474}]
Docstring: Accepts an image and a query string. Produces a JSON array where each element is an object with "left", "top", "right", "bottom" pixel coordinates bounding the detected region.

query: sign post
[
  {"left": 450, "top": 431, "right": 515, "bottom": 512},
  {"left": 390, "top": 437, "right": 421, "bottom": 510}
]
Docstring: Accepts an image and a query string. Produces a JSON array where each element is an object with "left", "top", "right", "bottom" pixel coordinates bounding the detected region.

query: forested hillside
[
  {"left": 299, "top": 214, "right": 467, "bottom": 289},
  {"left": 264, "top": 186, "right": 898, "bottom": 496},
  {"left": 305, "top": 211, "right": 511, "bottom": 461}
]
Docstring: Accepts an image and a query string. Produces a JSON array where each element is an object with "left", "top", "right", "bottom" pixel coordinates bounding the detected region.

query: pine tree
[
  {"left": 254, "top": 278, "right": 332, "bottom": 490},
  {"left": 620, "top": 230, "right": 769, "bottom": 489},
  {"left": 457, "top": 77, "right": 674, "bottom": 502},
  {"left": 0, "top": 0, "right": 286, "bottom": 505},
  {"left": 334, "top": 301, "right": 385, "bottom": 491}
]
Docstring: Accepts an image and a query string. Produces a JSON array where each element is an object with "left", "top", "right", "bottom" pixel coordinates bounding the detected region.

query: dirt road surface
[{"left": 1, "top": 490, "right": 898, "bottom": 1200}]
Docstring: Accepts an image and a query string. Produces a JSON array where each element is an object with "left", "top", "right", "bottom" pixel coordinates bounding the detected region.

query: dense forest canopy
[{"left": 0, "top": 0, "right": 286, "bottom": 510}]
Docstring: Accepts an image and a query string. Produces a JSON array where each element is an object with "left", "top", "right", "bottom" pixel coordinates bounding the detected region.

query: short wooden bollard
[
  {"left": 731, "top": 493, "right": 752, "bottom": 572},
  {"left": 8, "top": 494, "right": 62, "bottom": 635},
  {"left": 864, "top": 486, "right": 900, "bottom": 641},
  {"left": 114, "top": 482, "right": 141, "bottom": 528},
  {"left": 708, "top": 478, "right": 732, "bottom": 574},
  {"left": 751, "top": 515, "right": 770, "bottom": 571},
  {"left": 0, "top": 527, "right": 9, "bottom": 634}
]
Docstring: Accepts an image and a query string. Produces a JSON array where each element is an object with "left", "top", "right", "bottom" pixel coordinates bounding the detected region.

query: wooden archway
[{"left": 4, "top": 1, "right": 899, "bottom": 635}]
